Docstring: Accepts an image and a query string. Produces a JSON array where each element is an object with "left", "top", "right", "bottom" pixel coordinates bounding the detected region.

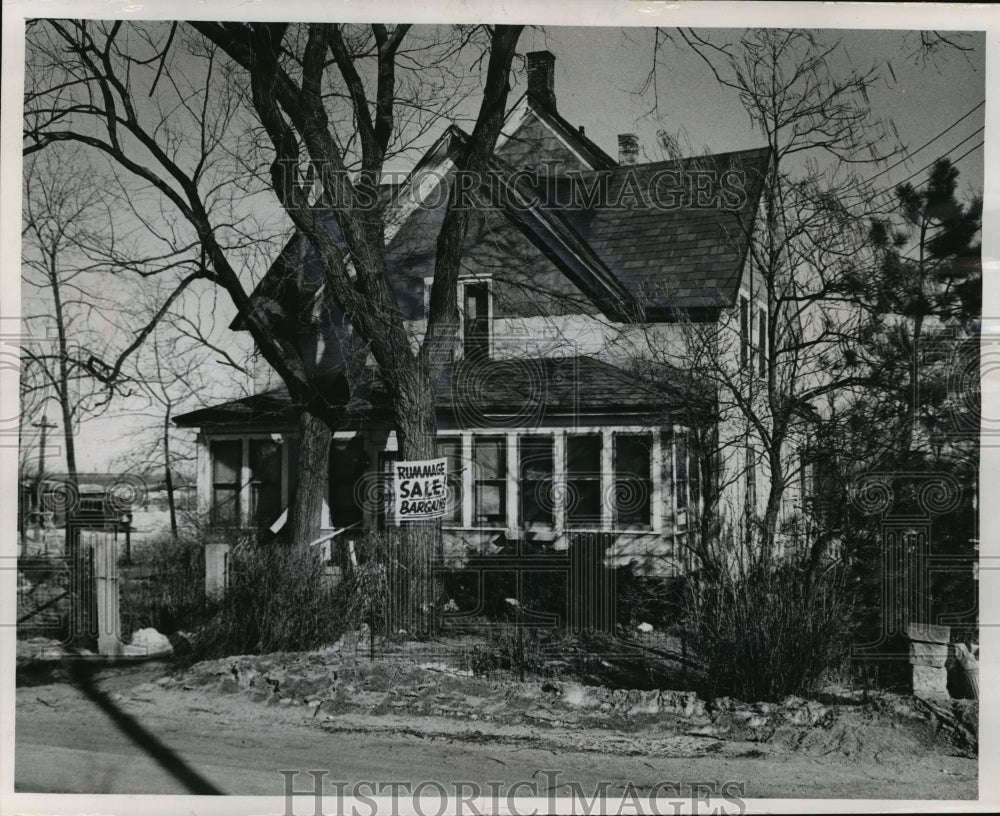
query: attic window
[{"left": 462, "top": 281, "right": 491, "bottom": 361}]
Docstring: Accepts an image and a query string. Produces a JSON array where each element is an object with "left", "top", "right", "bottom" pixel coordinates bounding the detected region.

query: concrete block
[
  {"left": 912, "top": 664, "right": 949, "bottom": 696},
  {"left": 906, "top": 622, "right": 950, "bottom": 644},
  {"left": 910, "top": 641, "right": 949, "bottom": 668}
]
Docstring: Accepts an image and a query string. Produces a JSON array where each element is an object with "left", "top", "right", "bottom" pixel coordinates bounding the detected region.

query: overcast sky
[
  {"left": 529, "top": 26, "right": 984, "bottom": 198},
  {"left": 9, "top": 19, "right": 989, "bottom": 474}
]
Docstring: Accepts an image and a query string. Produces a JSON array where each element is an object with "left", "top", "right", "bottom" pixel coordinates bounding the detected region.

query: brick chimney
[
  {"left": 527, "top": 50, "right": 557, "bottom": 110},
  {"left": 618, "top": 133, "right": 639, "bottom": 165}
]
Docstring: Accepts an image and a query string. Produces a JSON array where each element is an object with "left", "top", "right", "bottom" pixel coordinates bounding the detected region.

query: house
[{"left": 174, "top": 51, "right": 775, "bottom": 595}]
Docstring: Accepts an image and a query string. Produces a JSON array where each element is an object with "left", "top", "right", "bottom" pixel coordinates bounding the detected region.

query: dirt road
[{"left": 14, "top": 662, "right": 976, "bottom": 801}]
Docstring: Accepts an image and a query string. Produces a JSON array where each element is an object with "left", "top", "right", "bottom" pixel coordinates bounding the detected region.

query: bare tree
[
  {"left": 20, "top": 148, "right": 126, "bottom": 488},
  {"left": 24, "top": 20, "right": 524, "bottom": 633},
  {"left": 114, "top": 293, "right": 249, "bottom": 538},
  {"left": 633, "top": 29, "right": 906, "bottom": 573}
]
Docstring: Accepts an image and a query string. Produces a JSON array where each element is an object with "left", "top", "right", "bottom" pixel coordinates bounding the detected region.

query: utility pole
[{"left": 31, "top": 414, "right": 57, "bottom": 549}]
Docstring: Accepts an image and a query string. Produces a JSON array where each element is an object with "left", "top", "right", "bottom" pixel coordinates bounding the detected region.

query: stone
[
  {"left": 906, "top": 622, "right": 950, "bottom": 644},
  {"left": 128, "top": 627, "right": 173, "bottom": 656},
  {"left": 910, "top": 641, "right": 949, "bottom": 668},
  {"left": 627, "top": 697, "right": 660, "bottom": 717},
  {"left": 912, "top": 664, "right": 949, "bottom": 696}
]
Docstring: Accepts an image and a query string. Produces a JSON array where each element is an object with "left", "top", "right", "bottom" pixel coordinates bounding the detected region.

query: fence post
[
  {"left": 205, "top": 541, "right": 230, "bottom": 597},
  {"left": 92, "top": 532, "right": 125, "bottom": 656}
]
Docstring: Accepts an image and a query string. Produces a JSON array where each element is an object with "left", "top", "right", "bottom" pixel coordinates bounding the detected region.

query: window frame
[
  {"left": 613, "top": 432, "right": 653, "bottom": 529},
  {"left": 210, "top": 439, "right": 243, "bottom": 526},
  {"left": 248, "top": 438, "right": 283, "bottom": 529},
  {"left": 565, "top": 433, "right": 603, "bottom": 529},
  {"left": 460, "top": 279, "right": 491, "bottom": 361},
  {"left": 472, "top": 435, "right": 507, "bottom": 528},
  {"left": 519, "top": 434, "right": 555, "bottom": 529}
]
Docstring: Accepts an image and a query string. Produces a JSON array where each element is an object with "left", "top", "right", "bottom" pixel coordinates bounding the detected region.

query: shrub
[
  {"left": 119, "top": 529, "right": 207, "bottom": 639},
  {"left": 458, "top": 622, "right": 564, "bottom": 680},
  {"left": 192, "top": 534, "right": 345, "bottom": 659},
  {"left": 331, "top": 531, "right": 395, "bottom": 634},
  {"left": 682, "top": 560, "right": 854, "bottom": 702}
]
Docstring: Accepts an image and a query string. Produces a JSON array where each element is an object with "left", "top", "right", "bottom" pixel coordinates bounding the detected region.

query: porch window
[
  {"left": 249, "top": 439, "right": 282, "bottom": 529},
  {"left": 672, "top": 431, "right": 702, "bottom": 529},
  {"left": 211, "top": 440, "right": 242, "bottom": 525},
  {"left": 566, "top": 434, "right": 601, "bottom": 527},
  {"left": 674, "top": 432, "right": 689, "bottom": 528},
  {"left": 473, "top": 436, "right": 506, "bottom": 527},
  {"left": 519, "top": 435, "right": 554, "bottom": 527},
  {"left": 437, "top": 437, "right": 464, "bottom": 525},
  {"left": 329, "top": 438, "right": 368, "bottom": 528},
  {"left": 614, "top": 434, "right": 652, "bottom": 527}
]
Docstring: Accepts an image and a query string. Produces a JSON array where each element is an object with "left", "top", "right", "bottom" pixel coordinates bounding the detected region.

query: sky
[
  {"left": 6, "top": 16, "right": 990, "bottom": 475},
  {"left": 528, "top": 26, "right": 985, "bottom": 199}
]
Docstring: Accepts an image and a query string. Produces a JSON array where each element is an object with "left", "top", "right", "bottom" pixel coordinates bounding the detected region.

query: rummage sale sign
[{"left": 393, "top": 458, "right": 448, "bottom": 521}]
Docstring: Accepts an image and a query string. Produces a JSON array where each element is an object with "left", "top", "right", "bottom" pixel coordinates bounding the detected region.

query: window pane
[
  {"left": 476, "top": 483, "right": 503, "bottom": 518},
  {"left": 520, "top": 436, "right": 554, "bottom": 527},
  {"left": 250, "top": 440, "right": 281, "bottom": 483},
  {"left": 212, "top": 440, "right": 241, "bottom": 484},
  {"left": 473, "top": 437, "right": 505, "bottom": 480},
  {"left": 212, "top": 488, "right": 239, "bottom": 525},
  {"left": 566, "top": 435, "right": 600, "bottom": 473},
  {"left": 615, "top": 434, "right": 651, "bottom": 526},
  {"left": 615, "top": 435, "right": 650, "bottom": 480},
  {"left": 567, "top": 434, "right": 601, "bottom": 527}
]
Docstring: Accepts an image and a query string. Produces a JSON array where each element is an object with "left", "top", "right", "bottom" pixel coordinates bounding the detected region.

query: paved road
[{"left": 13, "top": 672, "right": 977, "bottom": 802}]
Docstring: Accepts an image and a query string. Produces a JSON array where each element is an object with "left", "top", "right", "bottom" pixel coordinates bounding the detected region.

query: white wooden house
[{"left": 174, "top": 51, "right": 775, "bottom": 592}]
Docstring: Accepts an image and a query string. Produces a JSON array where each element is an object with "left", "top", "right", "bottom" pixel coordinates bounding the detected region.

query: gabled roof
[
  {"left": 530, "top": 103, "right": 617, "bottom": 170},
  {"left": 232, "top": 93, "right": 768, "bottom": 333},
  {"left": 499, "top": 91, "right": 617, "bottom": 172}
]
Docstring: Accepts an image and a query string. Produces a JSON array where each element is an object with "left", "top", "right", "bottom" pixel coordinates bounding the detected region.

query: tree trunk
[
  {"left": 391, "top": 383, "right": 444, "bottom": 639},
  {"left": 290, "top": 409, "right": 331, "bottom": 551}
]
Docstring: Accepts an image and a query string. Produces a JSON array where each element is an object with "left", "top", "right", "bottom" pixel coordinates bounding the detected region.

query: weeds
[
  {"left": 682, "top": 560, "right": 854, "bottom": 701},
  {"left": 119, "top": 528, "right": 206, "bottom": 640},
  {"left": 191, "top": 533, "right": 344, "bottom": 660}
]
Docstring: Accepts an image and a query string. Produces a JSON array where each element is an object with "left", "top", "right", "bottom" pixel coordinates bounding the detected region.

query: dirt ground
[{"left": 14, "top": 640, "right": 978, "bottom": 801}]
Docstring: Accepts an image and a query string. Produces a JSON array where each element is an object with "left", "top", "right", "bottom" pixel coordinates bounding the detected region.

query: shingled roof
[
  {"left": 173, "top": 355, "right": 672, "bottom": 428},
  {"left": 543, "top": 147, "right": 770, "bottom": 314}
]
